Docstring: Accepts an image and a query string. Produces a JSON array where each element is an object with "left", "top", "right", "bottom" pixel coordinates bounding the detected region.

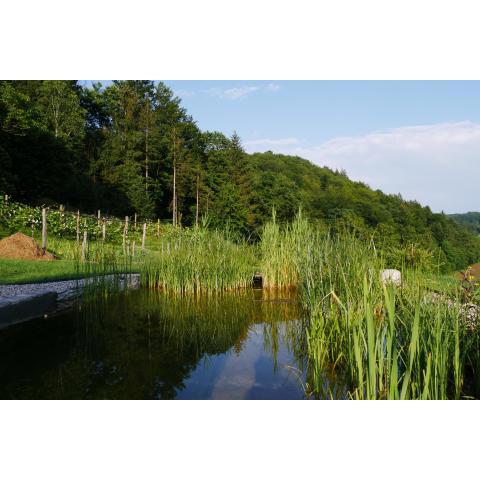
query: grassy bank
[
  {"left": 0, "top": 258, "right": 85, "bottom": 284},
  {"left": 0, "top": 225, "right": 258, "bottom": 291}
]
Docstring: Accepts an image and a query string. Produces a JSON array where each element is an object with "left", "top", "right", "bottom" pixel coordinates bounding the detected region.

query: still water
[{"left": 0, "top": 289, "right": 308, "bottom": 399}]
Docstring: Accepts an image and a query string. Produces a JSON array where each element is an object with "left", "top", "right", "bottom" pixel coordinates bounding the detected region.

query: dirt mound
[
  {"left": 0, "top": 232, "right": 56, "bottom": 261},
  {"left": 456, "top": 263, "right": 480, "bottom": 281},
  {"left": 469, "top": 263, "right": 480, "bottom": 279}
]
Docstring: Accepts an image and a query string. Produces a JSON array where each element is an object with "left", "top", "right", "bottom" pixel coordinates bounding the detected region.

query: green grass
[
  {"left": 0, "top": 258, "right": 85, "bottom": 284},
  {"left": 0, "top": 228, "right": 136, "bottom": 285},
  {"left": 0, "top": 225, "right": 257, "bottom": 291}
]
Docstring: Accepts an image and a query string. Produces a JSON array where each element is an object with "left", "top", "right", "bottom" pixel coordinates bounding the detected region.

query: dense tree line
[
  {"left": 1, "top": 80, "right": 479, "bottom": 270},
  {"left": 449, "top": 212, "right": 480, "bottom": 236}
]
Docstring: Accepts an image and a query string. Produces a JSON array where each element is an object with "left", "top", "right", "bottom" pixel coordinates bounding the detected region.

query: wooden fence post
[
  {"left": 123, "top": 216, "right": 129, "bottom": 253},
  {"left": 76, "top": 210, "right": 80, "bottom": 244},
  {"left": 157, "top": 219, "right": 160, "bottom": 238},
  {"left": 81, "top": 230, "right": 87, "bottom": 262},
  {"left": 97, "top": 210, "right": 101, "bottom": 227},
  {"left": 102, "top": 220, "right": 106, "bottom": 242},
  {"left": 41, "top": 208, "right": 47, "bottom": 255},
  {"left": 142, "top": 223, "right": 147, "bottom": 251},
  {"left": 134, "top": 213, "right": 137, "bottom": 231}
]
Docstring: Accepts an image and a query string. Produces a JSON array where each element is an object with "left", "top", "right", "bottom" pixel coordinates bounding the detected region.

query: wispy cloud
[
  {"left": 203, "top": 83, "right": 281, "bottom": 101},
  {"left": 173, "top": 89, "right": 196, "bottom": 98},
  {"left": 246, "top": 122, "right": 480, "bottom": 213},
  {"left": 204, "top": 86, "right": 259, "bottom": 100},
  {"left": 244, "top": 137, "right": 299, "bottom": 148},
  {"left": 266, "top": 83, "right": 281, "bottom": 92}
]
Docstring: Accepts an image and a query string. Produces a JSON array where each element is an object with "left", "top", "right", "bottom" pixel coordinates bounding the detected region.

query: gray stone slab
[
  {"left": 0, "top": 291, "right": 58, "bottom": 327},
  {"left": 0, "top": 273, "right": 141, "bottom": 328}
]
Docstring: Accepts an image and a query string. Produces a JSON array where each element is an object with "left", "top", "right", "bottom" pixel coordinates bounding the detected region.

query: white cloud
[{"left": 246, "top": 122, "right": 480, "bottom": 213}]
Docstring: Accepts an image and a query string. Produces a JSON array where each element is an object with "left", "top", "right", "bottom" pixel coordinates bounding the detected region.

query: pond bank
[{"left": 0, "top": 273, "right": 140, "bottom": 328}]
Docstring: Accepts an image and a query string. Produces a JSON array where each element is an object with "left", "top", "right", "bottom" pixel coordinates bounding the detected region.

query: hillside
[
  {"left": 248, "top": 152, "right": 480, "bottom": 271},
  {"left": 449, "top": 212, "right": 480, "bottom": 236},
  {"left": 1, "top": 80, "right": 480, "bottom": 272}
]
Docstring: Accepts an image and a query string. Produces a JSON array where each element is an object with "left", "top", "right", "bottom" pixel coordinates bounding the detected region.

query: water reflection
[{"left": 0, "top": 289, "right": 308, "bottom": 399}]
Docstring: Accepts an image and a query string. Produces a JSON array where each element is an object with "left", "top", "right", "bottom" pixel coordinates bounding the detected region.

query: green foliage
[
  {"left": 1, "top": 81, "right": 479, "bottom": 272},
  {"left": 450, "top": 212, "right": 480, "bottom": 235},
  {"left": 0, "top": 198, "right": 124, "bottom": 241}
]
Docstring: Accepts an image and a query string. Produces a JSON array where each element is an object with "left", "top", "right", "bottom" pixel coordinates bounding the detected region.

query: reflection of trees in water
[{"left": 0, "top": 289, "right": 308, "bottom": 399}]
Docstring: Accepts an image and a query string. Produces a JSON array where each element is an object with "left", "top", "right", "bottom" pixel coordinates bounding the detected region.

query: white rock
[{"left": 381, "top": 269, "right": 402, "bottom": 287}]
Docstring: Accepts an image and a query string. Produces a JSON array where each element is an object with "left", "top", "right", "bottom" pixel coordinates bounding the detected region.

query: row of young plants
[
  {"left": 258, "top": 212, "right": 480, "bottom": 400},
  {"left": 0, "top": 197, "right": 159, "bottom": 243}
]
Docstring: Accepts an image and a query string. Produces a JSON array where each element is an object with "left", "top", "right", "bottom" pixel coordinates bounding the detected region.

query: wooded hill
[
  {"left": 449, "top": 212, "right": 480, "bottom": 236},
  {"left": 1, "top": 80, "right": 479, "bottom": 271}
]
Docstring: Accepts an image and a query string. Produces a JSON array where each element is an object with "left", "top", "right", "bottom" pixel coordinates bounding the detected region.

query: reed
[
  {"left": 297, "top": 225, "right": 475, "bottom": 400},
  {"left": 141, "top": 227, "right": 257, "bottom": 293},
  {"left": 259, "top": 209, "right": 314, "bottom": 289}
]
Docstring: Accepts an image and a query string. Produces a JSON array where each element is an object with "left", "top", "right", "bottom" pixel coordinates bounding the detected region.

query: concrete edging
[{"left": 0, "top": 274, "right": 140, "bottom": 328}]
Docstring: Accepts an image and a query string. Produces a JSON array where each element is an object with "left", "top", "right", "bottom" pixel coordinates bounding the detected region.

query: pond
[{"left": 0, "top": 289, "right": 309, "bottom": 399}]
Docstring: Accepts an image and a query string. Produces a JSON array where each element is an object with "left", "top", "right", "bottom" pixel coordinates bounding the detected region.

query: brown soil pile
[
  {"left": 470, "top": 263, "right": 480, "bottom": 280},
  {"left": 456, "top": 263, "right": 480, "bottom": 281},
  {"left": 0, "top": 232, "right": 56, "bottom": 261}
]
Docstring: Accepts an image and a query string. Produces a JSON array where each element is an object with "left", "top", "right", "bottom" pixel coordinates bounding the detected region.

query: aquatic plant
[
  {"left": 259, "top": 209, "right": 315, "bottom": 289},
  {"left": 298, "top": 226, "right": 476, "bottom": 400},
  {"left": 141, "top": 227, "right": 257, "bottom": 293}
]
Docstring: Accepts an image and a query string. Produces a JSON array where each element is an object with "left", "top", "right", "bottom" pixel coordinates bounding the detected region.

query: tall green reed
[
  {"left": 297, "top": 223, "right": 473, "bottom": 399},
  {"left": 141, "top": 227, "right": 257, "bottom": 293}
]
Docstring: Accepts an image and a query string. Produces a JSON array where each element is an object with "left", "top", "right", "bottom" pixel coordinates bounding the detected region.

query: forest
[
  {"left": 1, "top": 80, "right": 479, "bottom": 272},
  {"left": 450, "top": 212, "right": 480, "bottom": 236}
]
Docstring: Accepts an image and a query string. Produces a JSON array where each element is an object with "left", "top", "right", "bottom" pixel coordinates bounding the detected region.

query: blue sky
[
  {"left": 86, "top": 81, "right": 480, "bottom": 213},
  {"left": 164, "top": 81, "right": 480, "bottom": 143}
]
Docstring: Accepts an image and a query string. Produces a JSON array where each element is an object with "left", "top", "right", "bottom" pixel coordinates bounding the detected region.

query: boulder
[{"left": 381, "top": 269, "right": 402, "bottom": 287}]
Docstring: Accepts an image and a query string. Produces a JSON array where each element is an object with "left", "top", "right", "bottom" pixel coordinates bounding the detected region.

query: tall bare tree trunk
[
  {"left": 76, "top": 210, "right": 80, "bottom": 244},
  {"left": 172, "top": 127, "right": 177, "bottom": 227},
  {"left": 145, "top": 105, "right": 149, "bottom": 192}
]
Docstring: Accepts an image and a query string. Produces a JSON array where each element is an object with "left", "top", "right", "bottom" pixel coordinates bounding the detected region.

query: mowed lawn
[{"left": 0, "top": 258, "right": 86, "bottom": 285}]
